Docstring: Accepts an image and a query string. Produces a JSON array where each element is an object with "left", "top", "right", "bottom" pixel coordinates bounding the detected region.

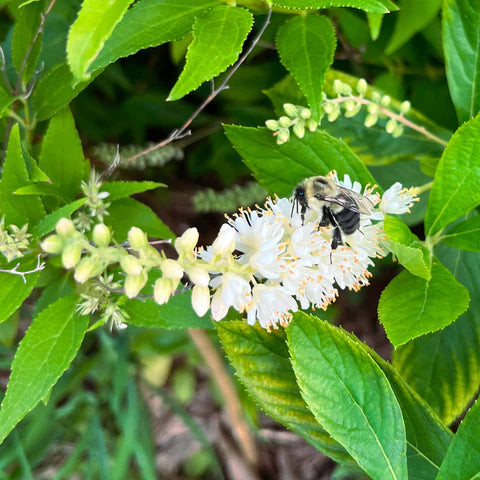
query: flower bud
[
  {"left": 400, "top": 100, "right": 411, "bottom": 115},
  {"left": 56, "top": 218, "right": 76, "bottom": 238},
  {"left": 307, "top": 119, "right": 318, "bottom": 132},
  {"left": 371, "top": 91, "right": 381, "bottom": 103},
  {"left": 364, "top": 113, "right": 378, "bottom": 128},
  {"left": 323, "top": 102, "right": 334, "bottom": 114},
  {"left": 327, "top": 108, "right": 340, "bottom": 122},
  {"left": 41, "top": 234, "right": 63, "bottom": 254},
  {"left": 62, "top": 242, "right": 82, "bottom": 269},
  {"left": 187, "top": 266, "right": 210, "bottom": 287},
  {"left": 265, "top": 119, "right": 279, "bottom": 131},
  {"left": 92, "top": 223, "right": 111, "bottom": 247},
  {"left": 175, "top": 227, "right": 199, "bottom": 256},
  {"left": 74, "top": 256, "right": 104, "bottom": 283},
  {"left": 293, "top": 121, "right": 305, "bottom": 139},
  {"left": 154, "top": 278, "right": 174, "bottom": 305},
  {"left": 120, "top": 254, "right": 143, "bottom": 276},
  {"left": 386, "top": 119, "right": 397, "bottom": 134},
  {"left": 344, "top": 104, "right": 361, "bottom": 118},
  {"left": 356, "top": 78, "right": 368, "bottom": 95},
  {"left": 367, "top": 103, "right": 379, "bottom": 114},
  {"left": 210, "top": 288, "right": 229, "bottom": 321},
  {"left": 161, "top": 259, "right": 184, "bottom": 279},
  {"left": 344, "top": 100, "right": 356, "bottom": 112},
  {"left": 341, "top": 83, "right": 352, "bottom": 96},
  {"left": 125, "top": 271, "right": 148, "bottom": 298},
  {"left": 381, "top": 95, "right": 391, "bottom": 107},
  {"left": 192, "top": 286, "right": 210, "bottom": 317},
  {"left": 276, "top": 128, "right": 290, "bottom": 145},
  {"left": 212, "top": 224, "right": 236, "bottom": 256},
  {"left": 128, "top": 227, "right": 148, "bottom": 251},
  {"left": 392, "top": 125, "right": 404, "bottom": 138},
  {"left": 333, "top": 79, "right": 343, "bottom": 95},
  {"left": 278, "top": 116, "right": 291, "bottom": 128},
  {"left": 283, "top": 103, "right": 297, "bottom": 117},
  {"left": 300, "top": 108, "right": 311, "bottom": 119}
]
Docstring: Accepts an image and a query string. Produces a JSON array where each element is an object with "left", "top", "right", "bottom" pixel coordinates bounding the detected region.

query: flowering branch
[{"left": 0, "top": 255, "right": 45, "bottom": 283}]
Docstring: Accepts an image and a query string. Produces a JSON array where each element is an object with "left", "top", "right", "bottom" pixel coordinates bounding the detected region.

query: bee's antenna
[{"left": 290, "top": 196, "right": 296, "bottom": 218}]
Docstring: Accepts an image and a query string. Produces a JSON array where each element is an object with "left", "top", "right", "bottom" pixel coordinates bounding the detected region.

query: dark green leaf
[
  {"left": 425, "top": 114, "right": 480, "bottom": 236},
  {"left": 287, "top": 313, "right": 408, "bottom": 480},
  {"left": 224, "top": 125, "right": 376, "bottom": 197},
  {"left": 67, "top": 0, "right": 134, "bottom": 81},
  {"left": 0, "top": 296, "right": 88, "bottom": 445},
  {"left": 0, "top": 85, "right": 14, "bottom": 118},
  {"left": 124, "top": 292, "right": 213, "bottom": 330},
  {"left": 443, "top": 0, "right": 480, "bottom": 123},
  {"left": 39, "top": 107, "right": 87, "bottom": 200},
  {"left": 101, "top": 181, "right": 165, "bottom": 201},
  {"left": 441, "top": 213, "right": 480, "bottom": 251},
  {"left": 378, "top": 259, "right": 470, "bottom": 346},
  {"left": 168, "top": 5, "right": 253, "bottom": 101},
  {"left": 217, "top": 320, "right": 354, "bottom": 464},
  {"left": 14, "top": 183, "right": 68, "bottom": 201},
  {"left": 33, "top": 198, "right": 86, "bottom": 237},
  {"left": 276, "top": 15, "right": 335, "bottom": 121},
  {"left": 271, "top": 0, "right": 397, "bottom": 12},
  {"left": 90, "top": 0, "right": 219, "bottom": 72}
]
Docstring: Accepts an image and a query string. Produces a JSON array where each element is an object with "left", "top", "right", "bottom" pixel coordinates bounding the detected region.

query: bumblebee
[{"left": 292, "top": 176, "right": 374, "bottom": 250}]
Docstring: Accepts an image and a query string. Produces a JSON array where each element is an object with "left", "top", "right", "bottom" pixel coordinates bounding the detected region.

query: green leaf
[
  {"left": 216, "top": 320, "right": 354, "bottom": 465},
  {"left": 367, "top": 12, "right": 384, "bottom": 40},
  {"left": 443, "top": 0, "right": 480, "bottom": 123},
  {"left": 436, "top": 396, "right": 480, "bottom": 480},
  {"left": 105, "top": 197, "right": 175, "bottom": 241},
  {"left": 384, "top": 216, "right": 430, "bottom": 279},
  {"left": 39, "top": 107, "right": 87, "bottom": 200},
  {"left": 32, "top": 63, "right": 98, "bottom": 121},
  {"left": 386, "top": 0, "right": 442, "bottom": 54},
  {"left": 378, "top": 259, "right": 470, "bottom": 347},
  {"left": 0, "top": 256, "right": 40, "bottom": 324},
  {"left": 90, "top": 0, "right": 218, "bottom": 72},
  {"left": 276, "top": 15, "right": 336, "bottom": 121},
  {"left": 101, "top": 181, "right": 165, "bottom": 201},
  {"left": 0, "top": 124, "right": 45, "bottom": 226},
  {"left": 168, "top": 5, "right": 252, "bottom": 101},
  {"left": 11, "top": 0, "right": 45, "bottom": 83},
  {"left": 425, "top": 114, "right": 480, "bottom": 236},
  {"left": 224, "top": 126, "right": 376, "bottom": 197},
  {"left": 0, "top": 296, "right": 88, "bottom": 445},
  {"left": 287, "top": 313, "right": 408, "bottom": 480},
  {"left": 124, "top": 292, "right": 213, "bottom": 330},
  {"left": 67, "top": 0, "right": 134, "bottom": 81},
  {"left": 441, "top": 214, "right": 480, "bottom": 251},
  {"left": 393, "top": 247, "right": 480, "bottom": 425},
  {"left": 0, "top": 85, "right": 14, "bottom": 119},
  {"left": 14, "top": 182, "right": 68, "bottom": 200},
  {"left": 33, "top": 198, "right": 87, "bottom": 238},
  {"left": 271, "top": 0, "right": 397, "bottom": 12}
]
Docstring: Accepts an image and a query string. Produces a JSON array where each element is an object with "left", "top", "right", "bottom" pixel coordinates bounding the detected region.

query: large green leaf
[
  {"left": 67, "top": 0, "right": 134, "bottom": 81},
  {"left": 287, "top": 313, "right": 407, "bottom": 480},
  {"left": 393, "top": 248, "right": 480, "bottom": 425},
  {"left": 0, "top": 125, "right": 45, "bottom": 226},
  {"left": 0, "top": 296, "right": 88, "bottom": 445},
  {"left": 224, "top": 126, "right": 376, "bottom": 197},
  {"left": 441, "top": 212, "right": 480, "bottom": 252},
  {"left": 443, "top": 0, "right": 480, "bottom": 123},
  {"left": 216, "top": 320, "right": 354, "bottom": 465},
  {"left": 167, "top": 5, "right": 252, "bottom": 101},
  {"left": 90, "top": 0, "right": 219, "bottom": 72},
  {"left": 276, "top": 15, "right": 335, "bottom": 121},
  {"left": 101, "top": 181, "right": 165, "bottom": 201},
  {"left": 425, "top": 114, "right": 480, "bottom": 236},
  {"left": 436, "top": 396, "right": 480, "bottom": 480},
  {"left": 124, "top": 292, "right": 213, "bottom": 330},
  {"left": 271, "top": 0, "right": 397, "bottom": 12},
  {"left": 39, "top": 107, "right": 87, "bottom": 200},
  {"left": 386, "top": 0, "right": 442, "bottom": 54},
  {"left": 378, "top": 259, "right": 470, "bottom": 347}
]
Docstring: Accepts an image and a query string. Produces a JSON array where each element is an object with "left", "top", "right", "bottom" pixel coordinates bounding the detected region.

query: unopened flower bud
[
  {"left": 381, "top": 95, "right": 391, "bottom": 107},
  {"left": 74, "top": 256, "right": 104, "bottom": 283},
  {"left": 212, "top": 224, "right": 236, "bottom": 256},
  {"left": 128, "top": 227, "right": 148, "bottom": 251},
  {"left": 386, "top": 119, "right": 397, "bottom": 134},
  {"left": 364, "top": 113, "right": 378, "bottom": 128},
  {"left": 125, "top": 271, "right": 148, "bottom": 298},
  {"left": 333, "top": 79, "right": 343, "bottom": 95},
  {"left": 327, "top": 108, "right": 340, "bottom": 122},
  {"left": 56, "top": 218, "right": 76, "bottom": 238},
  {"left": 293, "top": 121, "right": 305, "bottom": 139},
  {"left": 344, "top": 104, "right": 361, "bottom": 118},
  {"left": 62, "top": 242, "right": 82, "bottom": 269},
  {"left": 344, "top": 100, "right": 356, "bottom": 112},
  {"left": 341, "top": 83, "right": 352, "bottom": 96},
  {"left": 41, "top": 234, "right": 63, "bottom": 254},
  {"left": 161, "top": 259, "right": 183, "bottom": 279},
  {"left": 187, "top": 266, "right": 210, "bottom": 287},
  {"left": 276, "top": 128, "right": 290, "bottom": 145},
  {"left": 400, "top": 100, "right": 411, "bottom": 115},
  {"left": 120, "top": 254, "right": 143, "bottom": 276},
  {"left": 154, "top": 278, "right": 174, "bottom": 305},
  {"left": 283, "top": 103, "right": 297, "bottom": 117},
  {"left": 175, "top": 227, "right": 199, "bottom": 256},
  {"left": 92, "top": 223, "right": 111, "bottom": 247},
  {"left": 367, "top": 103, "right": 379, "bottom": 114},
  {"left": 356, "top": 78, "right": 368, "bottom": 95},
  {"left": 392, "top": 125, "right": 404, "bottom": 138},
  {"left": 323, "top": 102, "right": 334, "bottom": 114},
  {"left": 192, "top": 286, "right": 210, "bottom": 317},
  {"left": 211, "top": 288, "right": 229, "bottom": 321},
  {"left": 300, "top": 108, "right": 311, "bottom": 119},
  {"left": 371, "top": 91, "right": 381, "bottom": 103},
  {"left": 265, "top": 119, "right": 279, "bottom": 131},
  {"left": 278, "top": 116, "right": 291, "bottom": 128},
  {"left": 307, "top": 119, "right": 319, "bottom": 132}
]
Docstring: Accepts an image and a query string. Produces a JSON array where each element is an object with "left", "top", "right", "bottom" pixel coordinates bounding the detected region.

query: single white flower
[
  {"left": 211, "top": 224, "right": 236, "bottom": 256},
  {"left": 379, "top": 182, "right": 417, "bottom": 214}
]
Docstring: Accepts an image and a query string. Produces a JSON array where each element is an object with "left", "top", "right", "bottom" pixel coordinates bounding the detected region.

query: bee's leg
[
  {"left": 329, "top": 225, "right": 343, "bottom": 264},
  {"left": 300, "top": 204, "right": 307, "bottom": 225},
  {"left": 319, "top": 206, "right": 332, "bottom": 227}
]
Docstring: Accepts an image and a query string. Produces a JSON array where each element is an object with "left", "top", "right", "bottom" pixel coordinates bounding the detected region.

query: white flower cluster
[{"left": 162, "top": 173, "right": 417, "bottom": 331}]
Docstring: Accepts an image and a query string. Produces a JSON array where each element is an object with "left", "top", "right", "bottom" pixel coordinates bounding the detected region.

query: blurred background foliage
[{"left": 0, "top": 0, "right": 457, "bottom": 478}]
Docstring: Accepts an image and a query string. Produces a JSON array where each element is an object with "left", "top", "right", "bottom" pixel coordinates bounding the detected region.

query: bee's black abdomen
[{"left": 334, "top": 207, "right": 360, "bottom": 235}]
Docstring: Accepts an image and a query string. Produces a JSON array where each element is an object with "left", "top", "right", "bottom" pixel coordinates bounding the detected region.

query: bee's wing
[{"left": 322, "top": 187, "right": 374, "bottom": 215}]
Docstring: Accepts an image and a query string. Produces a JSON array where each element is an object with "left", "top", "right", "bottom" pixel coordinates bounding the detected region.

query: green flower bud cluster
[
  {"left": 193, "top": 182, "right": 267, "bottom": 213},
  {"left": 0, "top": 217, "right": 31, "bottom": 262},
  {"left": 265, "top": 78, "right": 413, "bottom": 144},
  {"left": 91, "top": 142, "right": 184, "bottom": 170}
]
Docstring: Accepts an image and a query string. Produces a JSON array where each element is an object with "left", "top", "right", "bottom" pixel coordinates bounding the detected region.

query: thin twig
[
  {"left": 0, "top": 255, "right": 45, "bottom": 283},
  {"left": 124, "top": 9, "right": 273, "bottom": 164},
  {"left": 188, "top": 329, "right": 258, "bottom": 467},
  {"left": 0, "top": 46, "right": 15, "bottom": 94}
]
